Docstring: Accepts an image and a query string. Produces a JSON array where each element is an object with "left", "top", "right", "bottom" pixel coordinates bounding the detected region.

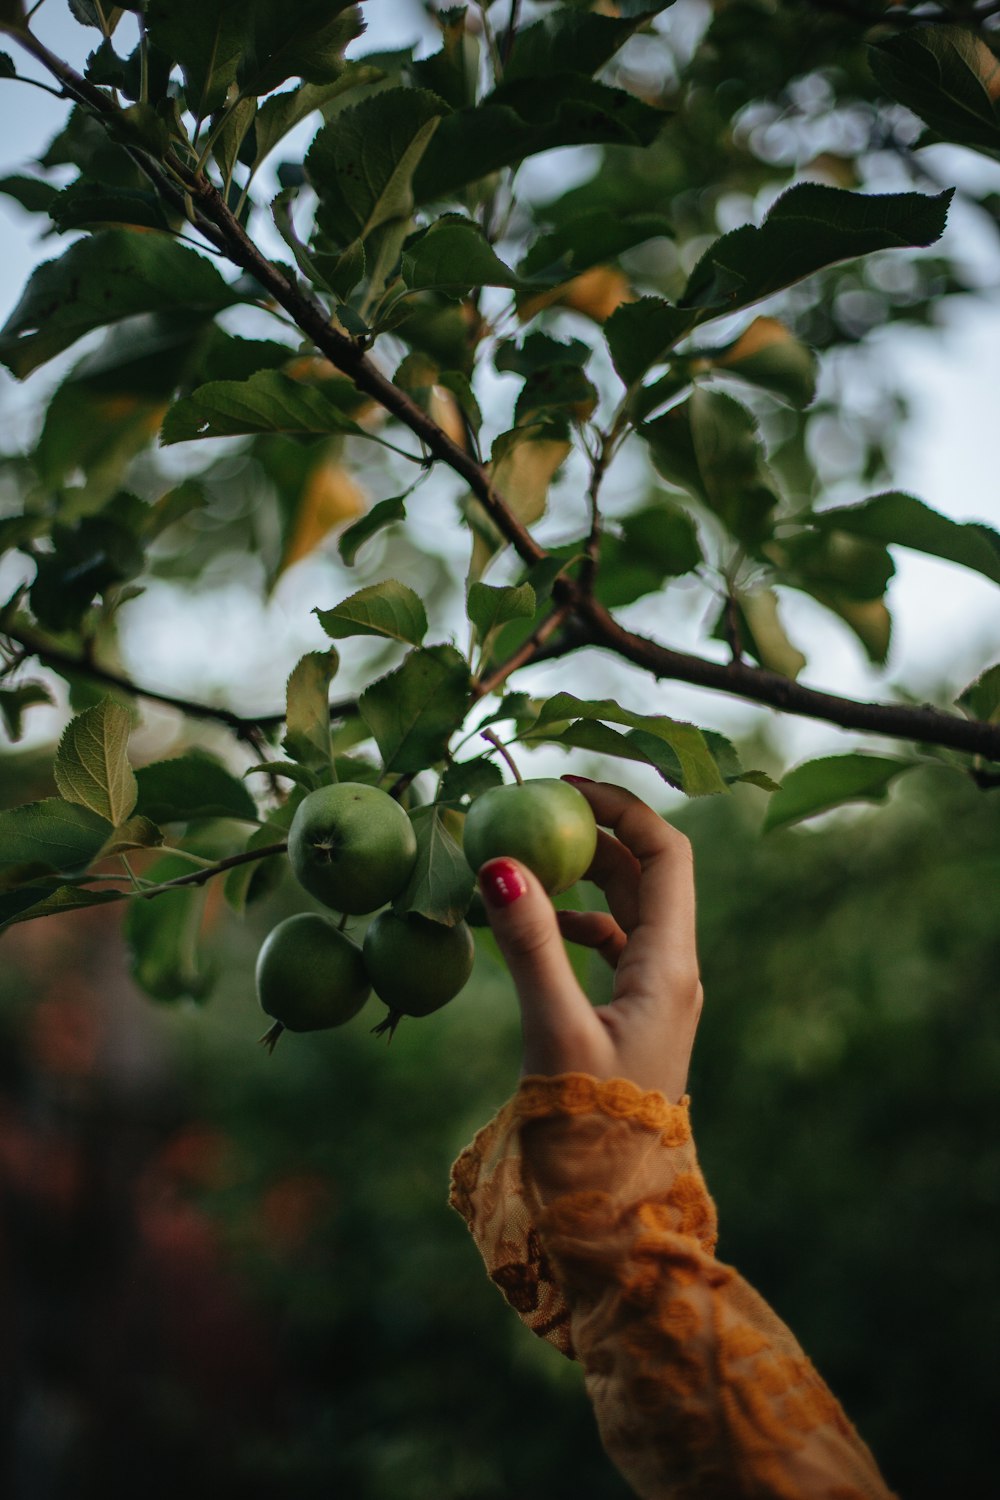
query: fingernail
[
  {"left": 562, "top": 774, "right": 593, "bottom": 784},
  {"left": 479, "top": 859, "right": 528, "bottom": 908}
]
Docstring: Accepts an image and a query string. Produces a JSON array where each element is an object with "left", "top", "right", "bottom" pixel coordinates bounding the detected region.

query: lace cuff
[{"left": 449, "top": 1074, "right": 718, "bottom": 1359}]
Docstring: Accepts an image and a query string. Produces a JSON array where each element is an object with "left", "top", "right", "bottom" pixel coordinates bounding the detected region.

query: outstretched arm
[{"left": 451, "top": 778, "right": 894, "bottom": 1500}]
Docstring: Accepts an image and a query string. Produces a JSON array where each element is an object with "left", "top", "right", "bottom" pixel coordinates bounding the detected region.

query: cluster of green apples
[{"left": 255, "top": 776, "right": 597, "bottom": 1048}]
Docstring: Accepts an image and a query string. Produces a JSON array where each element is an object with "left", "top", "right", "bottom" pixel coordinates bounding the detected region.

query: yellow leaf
[
  {"left": 430, "top": 385, "right": 467, "bottom": 450},
  {"left": 519, "top": 265, "right": 634, "bottom": 324},
  {"left": 281, "top": 462, "right": 367, "bottom": 573}
]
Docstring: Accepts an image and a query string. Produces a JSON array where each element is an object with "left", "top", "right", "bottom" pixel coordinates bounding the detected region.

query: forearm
[{"left": 451, "top": 1074, "right": 895, "bottom": 1500}]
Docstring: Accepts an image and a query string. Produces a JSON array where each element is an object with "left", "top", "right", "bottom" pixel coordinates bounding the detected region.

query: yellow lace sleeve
[{"left": 450, "top": 1074, "right": 896, "bottom": 1500}]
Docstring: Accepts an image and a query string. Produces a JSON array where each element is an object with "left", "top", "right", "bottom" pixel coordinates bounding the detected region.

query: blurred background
[
  {"left": 1, "top": 743, "right": 997, "bottom": 1499},
  {"left": 1, "top": 2, "right": 999, "bottom": 1496}
]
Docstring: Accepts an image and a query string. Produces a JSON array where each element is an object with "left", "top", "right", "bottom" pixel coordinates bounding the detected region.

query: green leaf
[
  {"left": 437, "top": 757, "right": 504, "bottom": 806},
  {"left": 98, "top": 815, "right": 164, "bottom": 857},
  {"left": 809, "top": 492, "right": 1000, "bottom": 587},
  {"left": 680, "top": 184, "right": 953, "bottom": 317},
  {"left": 315, "top": 580, "right": 428, "bottom": 646},
  {"left": 0, "top": 50, "right": 17, "bottom": 77},
  {"left": 604, "top": 297, "right": 696, "bottom": 387},
  {"left": 392, "top": 804, "right": 474, "bottom": 926},
  {"left": 402, "top": 217, "right": 519, "bottom": 294},
  {"left": 713, "top": 590, "right": 807, "bottom": 679},
  {"left": 54, "top": 699, "right": 137, "bottom": 826},
  {"left": 762, "top": 754, "right": 916, "bottom": 832},
  {"left": 250, "top": 68, "right": 383, "bottom": 170},
  {"left": 224, "top": 801, "right": 297, "bottom": 915},
  {"left": 414, "top": 76, "right": 665, "bottom": 204},
  {"left": 49, "top": 181, "right": 172, "bottom": 233},
  {"left": 467, "top": 581, "right": 536, "bottom": 640},
  {"left": 239, "top": 0, "right": 363, "bottom": 95},
  {"left": 338, "top": 494, "right": 409, "bottom": 566},
  {"left": 0, "top": 883, "right": 121, "bottom": 933},
  {"left": 29, "top": 515, "right": 145, "bottom": 632},
  {"left": 133, "top": 754, "right": 259, "bottom": 824},
  {"left": 283, "top": 649, "right": 339, "bottom": 771},
  {"left": 870, "top": 25, "right": 1000, "bottom": 156},
  {"left": 495, "top": 333, "right": 592, "bottom": 378},
  {"left": 596, "top": 499, "right": 702, "bottom": 608},
  {"left": 0, "top": 799, "right": 112, "bottom": 890},
  {"left": 504, "top": 7, "right": 669, "bottom": 83},
  {"left": 644, "top": 389, "right": 779, "bottom": 545},
  {"left": 161, "top": 370, "right": 365, "bottom": 444},
  {"left": 520, "top": 209, "right": 672, "bottom": 283},
  {"left": 0, "top": 174, "right": 60, "bottom": 215},
  {"left": 213, "top": 97, "right": 257, "bottom": 186},
  {"left": 145, "top": 0, "right": 244, "bottom": 119},
  {"left": 957, "top": 662, "right": 1000, "bottom": 724},
  {"left": 124, "top": 854, "right": 213, "bottom": 1002},
  {"left": 697, "top": 316, "right": 817, "bottom": 409},
  {"left": 0, "top": 231, "right": 244, "bottom": 379},
  {"left": 0, "top": 682, "right": 54, "bottom": 742},
  {"left": 359, "top": 645, "right": 471, "bottom": 774},
  {"left": 307, "top": 87, "right": 448, "bottom": 247},
  {"left": 529, "top": 695, "right": 729, "bottom": 797}
]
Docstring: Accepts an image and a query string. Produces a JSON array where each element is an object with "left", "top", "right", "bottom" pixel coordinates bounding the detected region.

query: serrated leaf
[
  {"left": 0, "top": 231, "right": 244, "bottom": 379},
  {"left": 528, "top": 695, "right": 728, "bottom": 797},
  {"left": 315, "top": 579, "right": 427, "bottom": 647},
  {"left": 762, "top": 754, "right": 916, "bottom": 832},
  {"left": 0, "top": 883, "right": 121, "bottom": 933},
  {"left": 49, "top": 181, "right": 172, "bottom": 233},
  {"left": 680, "top": 184, "right": 953, "bottom": 317},
  {"left": 359, "top": 645, "right": 470, "bottom": 774},
  {"left": 251, "top": 68, "right": 383, "bottom": 170},
  {"left": 437, "top": 757, "right": 505, "bottom": 806},
  {"left": 596, "top": 500, "right": 702, "bottom": 608},
  {"left": 957, "top": 662, "right": 1000, "bottom": 723},
  {"left": 283, "top": 649, "right": 339, "bottom": 772},
  {"left": 0, "top": 799, "right": 113, "bottom": 890},
  {"left": 414, "top": 75, "right": 665, "bottom": 204},
  {"left": 98, "top": 815, "right": 164, "bottom": 858},
  {"left": 605, "top": 296, "right": 696, "bottom": 387},
  {"left": 145, "top": 1, "right": 243, "bottom": 120},
  {"left": 392, "top": 804, "right": 474, "bottom": 925},
  {"left": 870, "top": 25, "right": 1000, "bottom": 157},
  {"left": 307, "top": 87, "right": 448, "bottom": 247},
  {"left": 0, "top": 682, "right": 54, "bottom": 742},
  {"left": 644, "top": 389, "right": 779, "bottom": 545},
  {"left": 809, "top": 491, "right": 1000, "bottom": 587},
  {"left": 0, "top": 174, "right": 60, "bottom": 214},
  {"left": 467, "top": 581, "right": 536, "bottom": 640},
  {"left": 54, "top": 699, "right": 137, "bottom": 825},
  {"left": 124, "top": 854, "right": 213, "bottom": 1002},
  {"left": 239, "top": 0, "right": 363, "bottom": 96},
  {"left": 161, "top": 369, "right": 365, "bottom": 444},
  {"left": 133, "top": 754, "right": 259, "bottom": 824},
  {"left": 402, "top": 217, "right": 519, "bottom": 294},
  {"left": 338, "top": 494, "right": 408, "bottom": 566}
]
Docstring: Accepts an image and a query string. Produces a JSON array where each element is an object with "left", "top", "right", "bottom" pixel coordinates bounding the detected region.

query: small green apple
[
  {"left": 363, "top": 910, "right": 475, "bottom": 1035},
  {"left": 256, "top": 912, "right": 370, "bottom": 1045},
  {"left": 287, "top": 782, "right": 417, "bottom": 915},
  {"left": 462, "top": 778, "right": 597, "bottom": 894}
]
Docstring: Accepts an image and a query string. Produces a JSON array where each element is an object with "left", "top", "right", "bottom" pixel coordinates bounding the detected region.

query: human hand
[{"left": 477, "top": 778, "right": 702, "bottom": 1105}]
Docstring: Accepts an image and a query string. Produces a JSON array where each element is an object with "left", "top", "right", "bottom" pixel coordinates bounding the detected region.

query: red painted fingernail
[
  {"left": 479, "top": 859, "right": 528, "bottom": 907},
  {"left": 562, "top": 774, "right": 593, "bottom": 784}
]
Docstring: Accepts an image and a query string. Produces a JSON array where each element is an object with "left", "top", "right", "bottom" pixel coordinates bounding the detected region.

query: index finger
[{"left": 563, "top": 777, "right": 698, "bottom": 981}]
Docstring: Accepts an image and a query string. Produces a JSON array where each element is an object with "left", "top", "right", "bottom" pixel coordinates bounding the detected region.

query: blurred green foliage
[{"left": 0, "top": 747, "right": 996, "bottom": 1498}]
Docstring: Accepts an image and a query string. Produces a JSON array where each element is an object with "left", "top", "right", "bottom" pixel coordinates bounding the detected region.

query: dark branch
[{"left": 572, "top": 595, "right": 1000, "bottom": 761}]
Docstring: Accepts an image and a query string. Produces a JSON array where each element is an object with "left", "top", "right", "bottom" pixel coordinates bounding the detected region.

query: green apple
[
  {"left": 256, "top": 912, "right": 370, "bottom": 1044},
  {"left": 287, "top": 782, "right": 417, "bottom": 915},
  {"left": 363, "top": 910, "right": 475, "bottom": 1035},
  {"left": 462, "top": 778, "right": 597, "bottom": 894}
]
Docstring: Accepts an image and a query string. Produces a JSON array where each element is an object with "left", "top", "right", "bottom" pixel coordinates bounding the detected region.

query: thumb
[{"left": 478, "top": 858, "right": 590, "bottom": 1074}]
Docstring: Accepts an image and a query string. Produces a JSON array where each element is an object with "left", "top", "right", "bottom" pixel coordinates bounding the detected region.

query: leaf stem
[{"left": 481, "top": 727, "right": 523, "bottom": 785}]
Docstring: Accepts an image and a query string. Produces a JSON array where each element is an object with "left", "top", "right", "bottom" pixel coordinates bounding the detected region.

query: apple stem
[
  {"left": 259, "top": 1020, "right": 285, "bottom": 1054},
  {"left": 480, "top": 728, "right": 524, "bottom": 786}
]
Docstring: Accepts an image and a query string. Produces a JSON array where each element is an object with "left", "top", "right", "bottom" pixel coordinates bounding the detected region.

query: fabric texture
[{"left": 450, "top": 1073, "right": 895, "bottom": 1500}]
